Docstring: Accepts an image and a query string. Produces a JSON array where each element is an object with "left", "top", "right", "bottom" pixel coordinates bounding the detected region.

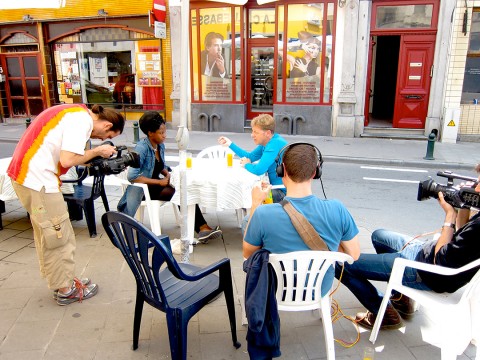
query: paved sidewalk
[{"left": 0, "top": 120, "right": 478, "bottom": 359}]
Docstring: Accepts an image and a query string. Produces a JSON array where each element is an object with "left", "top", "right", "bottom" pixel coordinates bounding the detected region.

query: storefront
[
  {"left": 0, "top": 3, "right": 167, "bottom": 122},
  {"left": 187, "top": 0, "right": 336, "bottom": 136}
]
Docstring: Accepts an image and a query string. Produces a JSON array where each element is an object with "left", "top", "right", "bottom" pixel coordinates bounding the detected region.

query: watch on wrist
[{"left": 442, "top": 222, "right": 455, "bottom": 230}]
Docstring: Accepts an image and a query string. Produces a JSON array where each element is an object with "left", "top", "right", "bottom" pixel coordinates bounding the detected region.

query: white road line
[
  {"left": 361, "top": 166, "right": 428, "bottom": 173},
  {"left": 363, "top": 177, "right": 420, "bottom": 184}
]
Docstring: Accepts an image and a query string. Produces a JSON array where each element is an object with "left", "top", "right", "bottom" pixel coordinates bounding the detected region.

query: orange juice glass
[
  {"left": 227, "top": 153, "right": 233, "bottom": 167},
  {"left": 186, "top": 153, "right": 192, "bottom": 169}
]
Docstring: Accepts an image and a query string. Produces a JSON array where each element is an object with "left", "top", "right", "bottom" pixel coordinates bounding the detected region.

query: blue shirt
[
  {"left": 229, "top": 133, "right": 287, "bottom": 187},
  {"left": 244, "top": 195, "right": 359, "bottom": 296}
]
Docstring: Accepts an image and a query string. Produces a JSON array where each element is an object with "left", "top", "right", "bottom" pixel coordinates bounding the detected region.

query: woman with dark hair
[{"left": 117, "top": 111, "right": 222, "bottom": 243}]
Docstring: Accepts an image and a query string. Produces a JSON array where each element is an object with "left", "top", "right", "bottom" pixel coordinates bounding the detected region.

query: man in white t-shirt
[{"left": 8, "top": 104, "right": 124, "bottom": 305}]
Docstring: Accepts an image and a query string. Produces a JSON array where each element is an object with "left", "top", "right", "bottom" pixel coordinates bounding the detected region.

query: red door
[
  {"left": 393, "top": 34, "right": 435, "bottom": 128},
  {"left": 2, "top": 53, "right": 46, "bottom": 117}
]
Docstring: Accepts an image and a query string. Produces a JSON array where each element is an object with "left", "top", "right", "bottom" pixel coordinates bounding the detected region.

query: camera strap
[{"left": 280, "top": 199, "right": 329, "bottom": 251}]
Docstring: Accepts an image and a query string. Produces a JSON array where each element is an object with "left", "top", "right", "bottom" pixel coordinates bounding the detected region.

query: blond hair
[{"left": 251, "top": 114, "right": 275, "bottom": 132}]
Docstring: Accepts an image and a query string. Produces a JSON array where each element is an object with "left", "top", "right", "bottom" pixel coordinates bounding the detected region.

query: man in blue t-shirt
[
  {"left": 243, "top": 143, "right": 360, "bottom": 296},
  {"left": 218, "top": 113, "right": 288, "bottom": 203}
]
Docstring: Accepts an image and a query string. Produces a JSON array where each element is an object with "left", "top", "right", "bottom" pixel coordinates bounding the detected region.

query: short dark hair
[
  {"left": 283, "top": 144, "right": 318, "bottom": 182},
  {"left": 91, "top": 104, "right": 125, "bottom": 133},
  {"left": 139, "top": 111, "right": 165, "bottom": 135},
  {"left": 204, "top": 32, "right": 224, "bottom": 48}
]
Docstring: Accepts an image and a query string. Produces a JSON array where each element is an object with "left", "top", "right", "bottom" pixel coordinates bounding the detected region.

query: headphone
[{"left": 275, "top": 142, "right": 323, "bottom": 179}]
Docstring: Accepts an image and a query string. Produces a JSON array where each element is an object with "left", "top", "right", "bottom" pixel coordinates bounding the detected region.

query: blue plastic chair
[{"left": 101, "top": 211, "right": 241, "bottom": 360}]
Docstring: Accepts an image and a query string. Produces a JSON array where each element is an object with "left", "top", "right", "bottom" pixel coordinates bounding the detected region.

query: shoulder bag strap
[{"left": 280, "top": 199, "right": 329, "bottom": 251}]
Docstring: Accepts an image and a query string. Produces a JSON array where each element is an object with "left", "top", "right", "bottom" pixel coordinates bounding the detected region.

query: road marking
[
  {"left": 363, "top": 177, "right": 420, "bottom": 184},
  {"left": 361, "top": 166, "right": 428, "bottom": 173}
]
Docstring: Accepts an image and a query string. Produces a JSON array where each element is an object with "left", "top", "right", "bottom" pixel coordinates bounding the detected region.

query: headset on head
[{"left": 275, "top": 142, "right": 323, "bottom": 179}]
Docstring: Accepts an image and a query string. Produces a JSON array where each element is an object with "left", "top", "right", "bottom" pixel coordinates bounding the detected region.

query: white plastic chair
[
  {"left": 269, "top": 251, "right": 354, "bottom": 360},
  {"left": 369, "top": 257, "right": 480, "bottom": 360},
  {"left": 197, "top": 145, "right": 232, "bottom": 159},
  {"left": 196, "top": 146, "right": 246, "bottom": 226},
  {"left": 109, "top": 170, "right": 180, "bottom": 236}
]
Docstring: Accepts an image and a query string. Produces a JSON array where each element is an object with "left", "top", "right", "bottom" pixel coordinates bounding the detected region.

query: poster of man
[
  {"left": 201, "top": 32, "right": 227, "bottom": 78},
  {"left": 286, "top": 31, "right": 321, "bottom": 78}
]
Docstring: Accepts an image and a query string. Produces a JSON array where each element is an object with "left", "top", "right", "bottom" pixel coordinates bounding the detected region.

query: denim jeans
[{"left": 335, "top": 228, "right": 432, "bottom": 313}]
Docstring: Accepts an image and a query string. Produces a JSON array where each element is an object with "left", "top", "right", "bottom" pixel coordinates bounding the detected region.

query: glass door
[
  {"left": 247, "top": 44, "right": 274, "bottom": 119},
  {"left": 3, "top": 54, "right": 45, "bottom": 117}
]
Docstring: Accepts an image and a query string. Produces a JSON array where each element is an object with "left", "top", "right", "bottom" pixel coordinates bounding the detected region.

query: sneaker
[
  {"left": 197, "top": 226, "right": 222, "bottom": 244},
  {"left": 355, "top": 305, "right": 404, "bottom": 330},
  {"left": 53, "top": 277, "right": 91, "bottom": 300},
  {"left": 56, "top": 278, "right": 98, "bottom": 306}
]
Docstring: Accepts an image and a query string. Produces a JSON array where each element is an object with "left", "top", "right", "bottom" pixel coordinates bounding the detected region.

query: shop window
[
  {"left": 191, "top": 6, "right": 240, "bottom": 102},
  {"left": 375, "top": 5, "right": 433, "bottom": 29},
  {"left": 279, "top": 2, "right": 334, "bottom": 104},
  {"left": 53, "top": 35, "right": 163, "bottom": 110},
  {"left": 462, "top": 8, "right": 480, "bottom": 104}
]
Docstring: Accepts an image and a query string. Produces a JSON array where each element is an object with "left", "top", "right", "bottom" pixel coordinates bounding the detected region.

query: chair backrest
[
  {"left": 197, "top": 145, "right": 232, "bottom": 159},
  {"left": 101, "top": 211, "right": 184, "bottom": 309},
  {"left": 459, "top": 258, "right": 480, "bottom": 302},
  {"left": 90, "top": 174, "right": 106, "bottom": 199},
  {"left": 269, "top": 251, "right": 354, "bottom": 311}
]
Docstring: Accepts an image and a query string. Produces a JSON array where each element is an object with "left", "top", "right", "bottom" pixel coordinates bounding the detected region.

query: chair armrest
[
  {"left": 179, "top": 257, "right": 231, "bottom": 281},
  {"left": 391, "top": 257, "right": 480, "bottom": 280}
]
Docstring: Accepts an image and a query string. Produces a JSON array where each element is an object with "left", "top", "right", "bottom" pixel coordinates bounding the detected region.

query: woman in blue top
[
  {"left": 117, "top": 112, "right": 221, "bottom": 243},
  {"left": 218, "top": 113, "right": 287, "bottom": 203}
]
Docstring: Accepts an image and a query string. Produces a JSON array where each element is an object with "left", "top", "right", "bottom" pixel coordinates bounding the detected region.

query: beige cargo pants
[{"left": 12, "top": 181, "right": 75, "bottom": 290}]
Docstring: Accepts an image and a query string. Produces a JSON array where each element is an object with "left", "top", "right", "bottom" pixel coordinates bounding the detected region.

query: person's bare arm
[
  {"left": 338, "top": 235, "right": 360, "bottom": 260},
  {"left": 59, "top": 144, "right": 116, "bottom": 169},
  {"left": 243, "top": 241, "right": 261, "bottom": 259},
  {"left": 434, "top": 192, "right": 457, "bottom": 257}
]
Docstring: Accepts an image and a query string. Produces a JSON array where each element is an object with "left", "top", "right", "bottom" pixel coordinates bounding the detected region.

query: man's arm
[
  {"left": 59, "top": 144, "right": 117, "bottom": 169},
  {"left": 242, "top": 183, "right": 269, "bottom": 258},
  {"left": 338, "top": 235, "right": 360, "bottom": 260}
]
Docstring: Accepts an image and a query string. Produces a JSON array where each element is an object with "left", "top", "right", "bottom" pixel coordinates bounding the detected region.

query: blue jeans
[{"left": 335, "top": 229, "right": 432, "bottom": 314}]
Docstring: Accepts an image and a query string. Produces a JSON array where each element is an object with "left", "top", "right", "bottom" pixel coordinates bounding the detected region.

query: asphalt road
[{"left": 315, "top": 162, "right": 448, "bottom": 237}]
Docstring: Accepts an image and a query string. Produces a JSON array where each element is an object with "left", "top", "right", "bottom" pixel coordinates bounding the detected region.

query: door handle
[{"left": 41, "top": 75, "right": 44, "bottom": 86}]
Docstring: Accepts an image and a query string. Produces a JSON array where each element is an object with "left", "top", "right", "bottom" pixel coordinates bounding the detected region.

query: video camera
[
  {"left": 88, "top": 144, "right": 140, "bottom": 176},
  {"left": 417, "top": 170, "right": 480, "bottom": 210}
]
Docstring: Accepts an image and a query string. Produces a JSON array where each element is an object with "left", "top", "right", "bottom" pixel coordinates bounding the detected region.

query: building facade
[{"left": 0, "top": 0, "right": 479, "bottom": 142}]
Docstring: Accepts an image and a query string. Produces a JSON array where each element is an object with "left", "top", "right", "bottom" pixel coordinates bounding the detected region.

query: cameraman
[
  {"left": 7, "top": 104, "right": 125, "bottom": 305},
  {"left": 117, "top": 111, "right": 222, "bottom": 243},
  {"left": 335, "top": 164, "right": 480, "bottom": 330}
]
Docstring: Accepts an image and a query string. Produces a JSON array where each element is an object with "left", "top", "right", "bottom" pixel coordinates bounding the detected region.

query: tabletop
[{"left": 169, "top": 158, "right": 260, "bottom": 210}]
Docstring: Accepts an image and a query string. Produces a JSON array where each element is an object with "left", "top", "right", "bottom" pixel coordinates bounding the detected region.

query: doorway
[
  {"left": 370, "top": 36, "right": 400, "bottom": 125},
  {"left": 365, "top": 34, "right": 435, "bottom": 129},
  {"left": 247, "top": 42, "right": 275, "bottom": 119}
]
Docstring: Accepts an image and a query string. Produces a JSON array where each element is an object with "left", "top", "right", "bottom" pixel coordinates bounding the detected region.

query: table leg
[{"left": 187, "top": 204, "right": 195, "bottom": 245}]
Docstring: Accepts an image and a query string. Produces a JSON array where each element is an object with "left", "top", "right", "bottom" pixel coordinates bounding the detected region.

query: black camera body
[
  {"left": 89, "top": 145, "right": 140, "bottom": 176},
  {"left": 417, "top": 170, "right": 480, "bottom": 210}
]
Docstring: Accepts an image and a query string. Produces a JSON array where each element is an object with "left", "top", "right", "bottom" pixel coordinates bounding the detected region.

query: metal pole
[{"left": 178, "top": 0, "right": 191, "bottom": 263}]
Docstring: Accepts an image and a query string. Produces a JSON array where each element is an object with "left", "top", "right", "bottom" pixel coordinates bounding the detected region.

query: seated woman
[{"left": 117, "top": 111, "right": 221, "bottom": 243}]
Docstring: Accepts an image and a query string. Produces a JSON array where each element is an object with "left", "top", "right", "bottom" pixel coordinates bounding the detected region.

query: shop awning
[{"left": 0, "top": 0, "right": 65, "bottom": 9}]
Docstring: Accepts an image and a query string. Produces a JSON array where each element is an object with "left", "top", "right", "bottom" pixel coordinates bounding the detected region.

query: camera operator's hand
[
  {"left": 218, "top": 136, "right": 232, "bottom": 147},
  {"left": 94, "top": 144, "right": 117, "bottom": 159},
  {"left": 438, "top": 192, "right": 456, "bottom": 223}
]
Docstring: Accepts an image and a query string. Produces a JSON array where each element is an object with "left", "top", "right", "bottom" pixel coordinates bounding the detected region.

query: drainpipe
[
  {"left": 198, "top": 113, "right": 209, "bottom": 131},
  {"left": 210, "top": 113, "right": 221, "bottom": 132},
  {"left": 280, "top": 114, "right": 293, "bottom": 135},
  {"left": 293, "top": 115, "right": 306, "bottom": 135}
]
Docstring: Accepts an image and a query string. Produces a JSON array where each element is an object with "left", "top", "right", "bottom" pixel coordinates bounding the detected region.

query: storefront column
[
  {"left": 336, "top": 0, "right": 362, "bottom": 138},
  {"left": 169, "top": 0, "right": 182, "bottom": 128}
]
